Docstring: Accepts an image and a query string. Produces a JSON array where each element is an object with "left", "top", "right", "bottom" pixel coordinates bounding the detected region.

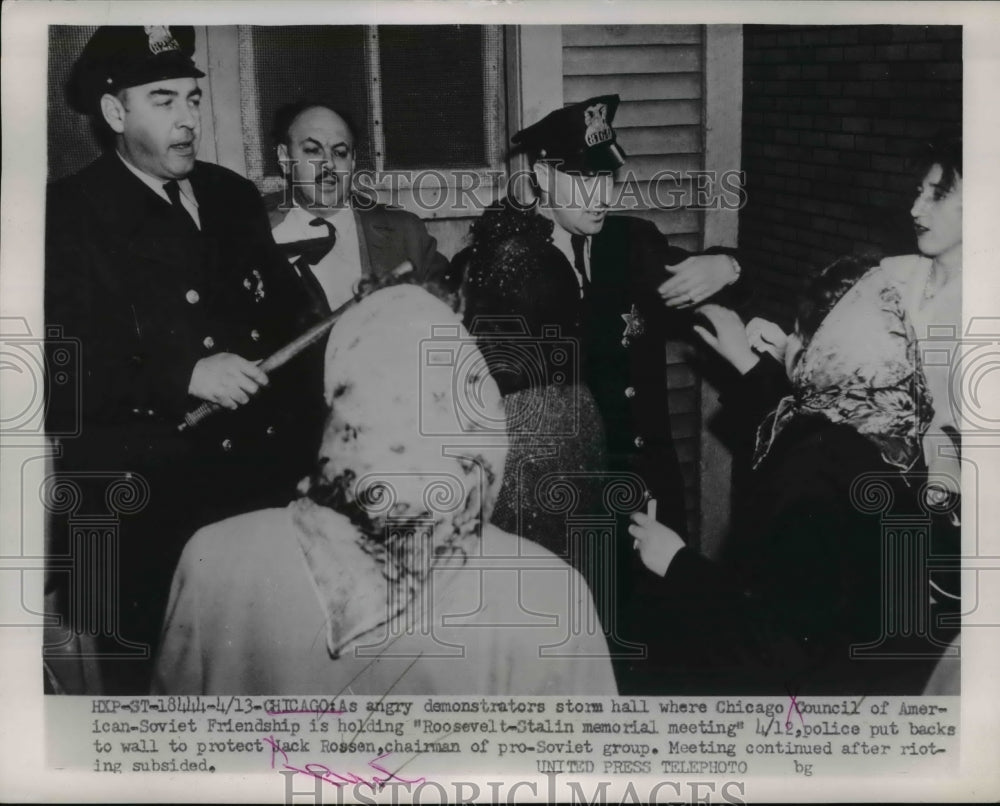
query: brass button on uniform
[
  {"left": 221, "top": 438, "right": 233, "bottom": 452},
  {"left": 250, "top": 329, "right": 261, "bottom": 342},
  {"left": 633, "top": 435, "right": 645, "bottom": 449},
  {"left": 624, "top": 386, "right": 636, "bottom": 399},
  {"left": 243, "top": 277, "right": 253, "bottom": 290},
  {"left": 185, "top": 289, "right": 200, "bottom": 304},
  {"left": 265, "top": 425, "right": 275, "bottom": 437},
  {"left": 621, "top": 337, "right": 630, "bottom": 348},
  {"left": 203, "top": 336, "right": 215, "bottom": 349}
]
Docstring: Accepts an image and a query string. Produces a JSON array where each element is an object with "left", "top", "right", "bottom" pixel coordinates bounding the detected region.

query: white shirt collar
[
  {"left": 116, "top": 150, "right": 198, "bottom": 207},
  {"left": 318, "top": 203, "right": 354, "bottom": 229},
  {"left": 273, "top": 202, "right": 356, "bottom": 246},
  {"left": 545, "top": 217, "right": 590, "bottom": 285}
]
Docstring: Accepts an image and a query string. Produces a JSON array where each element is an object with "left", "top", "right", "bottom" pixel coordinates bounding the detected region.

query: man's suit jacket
[{"left": 264, "top": 193, "right": 450, "bottom": 317}]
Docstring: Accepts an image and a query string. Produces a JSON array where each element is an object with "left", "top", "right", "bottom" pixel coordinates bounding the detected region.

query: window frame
[{"left": 206, "top": 24, "right": 508, "bottom": 219}]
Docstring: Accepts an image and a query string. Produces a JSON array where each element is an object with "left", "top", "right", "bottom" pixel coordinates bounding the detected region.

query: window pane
[
  {"left": 378, "top": 25, "right": 489, "bottom": 169},
  {"left": 248, "top": 26, "right": 374, "bottom": 175}
]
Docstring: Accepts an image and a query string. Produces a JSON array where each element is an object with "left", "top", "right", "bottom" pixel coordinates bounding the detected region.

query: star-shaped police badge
[
  {"left": 250, "top": 269, "right": 266, "bottom": 302},
  {"left": 621, "top": 304, "right": 645, "bottom": 341}
]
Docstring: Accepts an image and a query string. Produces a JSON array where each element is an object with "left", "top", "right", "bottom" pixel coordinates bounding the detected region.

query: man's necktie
[
  {"left": 570, "top": 234, "right": 591, "bottom": 296},
  {"left": 163, "top": 180, "right": 199, "bottom": 232},
  {"left": 286, "top": 218, "right": 337, "bottom": 319}
]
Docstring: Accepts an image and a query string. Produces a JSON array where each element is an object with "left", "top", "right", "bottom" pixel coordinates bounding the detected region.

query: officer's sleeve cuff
[{"left": 143, "top": 354, "right": 200, "bottom": 418}]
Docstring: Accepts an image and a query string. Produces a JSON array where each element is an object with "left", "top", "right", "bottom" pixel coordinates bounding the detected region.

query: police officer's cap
[
  {"left": 511, "top": 94, "right": 626, "bottom": 176},
  {"left": 67, "top": 25, "right": 205, "bottom": 114}
]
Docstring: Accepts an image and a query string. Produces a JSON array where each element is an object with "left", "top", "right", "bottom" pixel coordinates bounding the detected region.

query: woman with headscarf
[
  {"left": 747, "top": 133, "right": 962, "bottom": 529},
  {"left": 626, "top": 255, "right": 953, "bottom": 695},
  {"left": 152, "top": 284, "right": 616, "bottom": 695},
  {"left": 736, "top": 133, "right": 964, "bottom": 633}
]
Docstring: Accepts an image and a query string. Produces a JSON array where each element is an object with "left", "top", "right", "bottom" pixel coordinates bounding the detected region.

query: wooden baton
[{"left": 177, "top": 260, "right": 414, "bottom": 432}]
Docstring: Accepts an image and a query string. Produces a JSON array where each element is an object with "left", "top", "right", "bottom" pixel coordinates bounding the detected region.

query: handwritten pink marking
[
  {"left": 785, "top": 693, "right": 805, "bottom": 731},
  {"left": 264, "top": 736, "right": 424, "bottom": 791},
  {"left": 265, "top": 708, "right": 345, "bottom": 716}
]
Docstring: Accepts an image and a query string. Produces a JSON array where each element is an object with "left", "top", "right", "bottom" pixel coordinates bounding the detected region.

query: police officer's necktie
[
  {"left": 163, "top": 180, "right": 199, "bottom": 232},
  {"left": 570, "top": 234, "right": 591, "bottom": 296}
]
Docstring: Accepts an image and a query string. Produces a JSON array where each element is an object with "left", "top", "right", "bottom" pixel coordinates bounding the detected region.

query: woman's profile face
[{"left": 911, "top": 163, "right": 963, "bottom": 261}]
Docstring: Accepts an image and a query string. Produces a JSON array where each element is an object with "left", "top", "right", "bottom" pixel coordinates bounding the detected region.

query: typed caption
[{"left": 50, "top": 694, "right": 957, "bottom": 788}]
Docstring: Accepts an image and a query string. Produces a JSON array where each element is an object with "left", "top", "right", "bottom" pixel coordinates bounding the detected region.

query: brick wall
[{"left": 740, "top": 25, "right": 961, "bottom": 327}]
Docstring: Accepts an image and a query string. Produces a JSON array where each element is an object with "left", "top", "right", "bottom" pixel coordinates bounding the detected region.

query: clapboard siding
[
  {"left": 617, "top": 153, "right": 703, "bottom": 181},
  {"left": 666, "top": 363, "right": 698, "bottom": 389},
  {"left": 613, "top": 99, "right": 701, "bottom": 128},
  {"left": 564, "top": 73, "right": 702, "bottom": 103},
  {"left": 675, "top": 437, "right": 699, "bottom": 466},
  {"left": 563, "top": 25, "right": 702, "bottom": 47},
  {"left": 616, "top": 125, "right": 701, "bottom": 156},
  {"left": 616, "top": 207, "right": 701, "bottom": 236},
  {"left": 564, "top": 24, "right": 707, "bottom": 540},
  {"left": 564, "top": 45, "right": 702, "bottom": 75}
]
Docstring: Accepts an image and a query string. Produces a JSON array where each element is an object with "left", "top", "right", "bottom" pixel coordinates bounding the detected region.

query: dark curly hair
[
  {"left": 909, "top": 127, "right": 962, "bottom": 197},
  {"left": 795, "top": 252, "right": 884, "bottom": 346}
]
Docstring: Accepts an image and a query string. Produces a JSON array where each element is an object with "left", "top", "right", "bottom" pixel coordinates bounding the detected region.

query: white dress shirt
[
  {"left": 549, "top": 224, "right": 590, "bottom": 295},
  {"left": 271, "top": 204, "right": 363, "bottom": 311}
]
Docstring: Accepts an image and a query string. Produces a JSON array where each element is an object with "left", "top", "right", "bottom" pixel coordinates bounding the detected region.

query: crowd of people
[{"left": 45, "top": 26, "right": 961, "bottom": 697}]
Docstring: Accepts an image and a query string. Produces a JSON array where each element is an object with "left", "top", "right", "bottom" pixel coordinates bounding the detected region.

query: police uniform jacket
[
  {"left": 451, "top": 204, "right": 741, "bottom": 536},
  {"left": 584, "top": 214, "right": 743, "bottom": 535},
  {"left": 45, "top": 151, "right": 313, "bottom": 525}
]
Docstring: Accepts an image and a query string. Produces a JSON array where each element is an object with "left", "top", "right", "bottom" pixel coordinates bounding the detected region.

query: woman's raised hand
[
  {"left": 745, "top": 316, "right": 789, "bottom": 362},
  {"left": 692, "top": 304, "right": 760, "bottom": 375}
]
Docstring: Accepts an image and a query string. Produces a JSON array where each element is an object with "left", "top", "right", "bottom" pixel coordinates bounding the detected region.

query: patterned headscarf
[
  {"left": 295, "top": 285, "right": 508, "bottom": 657},
  {"left": 753, "top": 266, "right": 933, "bottom": 472}
]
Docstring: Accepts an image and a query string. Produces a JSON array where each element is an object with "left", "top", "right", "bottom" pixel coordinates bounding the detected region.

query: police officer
[
  {"left": 45, "top": 26, "right": 314, "bottom": 692},
  {"left": 507, "top": 95, "right": 743, "bottom": 536},
  {"left": 458, "top": 95, "right": 744, "bottom": 691}
]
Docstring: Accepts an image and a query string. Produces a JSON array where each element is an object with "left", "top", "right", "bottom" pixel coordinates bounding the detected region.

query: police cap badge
[
  {"left": 511, "top": 94, "right": 627, "bottom": 176},
  {"left": 67, "top": 25, "right": 205, "bottom": 114}
]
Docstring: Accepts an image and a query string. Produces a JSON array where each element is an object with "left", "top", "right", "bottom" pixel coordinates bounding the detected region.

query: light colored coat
[{"left": 153, "top": 504, "right": 618, "bottom": 695}]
